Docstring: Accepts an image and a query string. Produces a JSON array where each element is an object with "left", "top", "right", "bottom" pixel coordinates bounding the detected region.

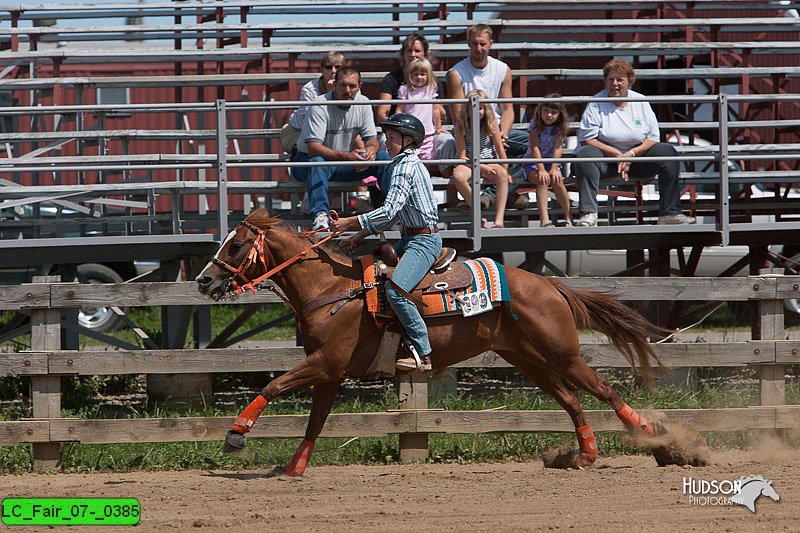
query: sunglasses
[{"left": 323, "top": 64, "right": 343, "bottom": 70}]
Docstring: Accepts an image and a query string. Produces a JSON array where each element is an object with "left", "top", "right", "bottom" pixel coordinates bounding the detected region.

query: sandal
[
  {"left": 541, "top": 221, "right": 555, "bottom": 228},
  {"left": 564, "top": 220, "right": 574, "bottom": 227}
]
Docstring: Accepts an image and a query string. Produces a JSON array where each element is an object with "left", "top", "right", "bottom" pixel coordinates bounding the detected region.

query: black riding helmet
[{"left": 379, "top": 113, "right": 425, "bottom": 150}]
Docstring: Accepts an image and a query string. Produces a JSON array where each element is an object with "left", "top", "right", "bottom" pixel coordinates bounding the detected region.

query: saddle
[{"left": 373, "top": 242, "right": 468, "bottom": 295}]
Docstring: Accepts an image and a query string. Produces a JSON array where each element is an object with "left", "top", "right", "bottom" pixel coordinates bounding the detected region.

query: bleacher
[{"left": 2, "top": 0, "right": 800, "bottom": 256}]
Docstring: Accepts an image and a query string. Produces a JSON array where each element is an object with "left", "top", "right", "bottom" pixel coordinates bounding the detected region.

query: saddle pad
[
  {"left": 369, "top": 257, "right": 512, "bottom": 317},
  {"left": 421, "top": 258, "right": 511, "bottom": 316}
]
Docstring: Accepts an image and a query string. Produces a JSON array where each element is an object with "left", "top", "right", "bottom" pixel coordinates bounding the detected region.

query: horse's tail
[{"left": 546, "top": 277, "right": 667, "bottom": 386}]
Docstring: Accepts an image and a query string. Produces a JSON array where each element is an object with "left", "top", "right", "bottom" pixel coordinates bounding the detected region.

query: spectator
[
  {"left": 291, "top": 67, "right": 391, "bottom": 230},
  {"left": 442, "top": 23, "right": 528, "bottom": 208},
  {"left": 396, "top": 57, "right": 446, "bottom": 160},
  {"left": 376, "top": 32, "right": 452, "bottom": 172},
  {"left": 376, "top": 33, "right": 444, "bottom": 124},
  {"left": 280, "top": 51, "right": 346, "bottom": 155},
  {"left": 451, "top": 89, "right": 511, "bottom": 229},
  {"left": 573, "top": 58, "right": 696, "bottom": 227},
  {"left": 525, "top": 94, "right": 573, "bottom": 227}
]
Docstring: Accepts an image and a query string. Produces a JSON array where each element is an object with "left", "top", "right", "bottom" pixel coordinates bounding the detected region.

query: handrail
[{"left": 3, "top": 92, "right": 800, "bottom": 250}]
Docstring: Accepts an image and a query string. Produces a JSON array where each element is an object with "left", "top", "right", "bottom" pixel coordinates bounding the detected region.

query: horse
[
  {"left": 195, "top": 208, "right": 699, "bottom": 476},
  {"left": 732, "top": 475, "right": 781, "bottom": 512}
]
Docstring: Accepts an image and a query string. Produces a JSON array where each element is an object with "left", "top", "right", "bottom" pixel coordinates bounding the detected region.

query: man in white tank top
[
  {"left": 447, "top": 24, "right": 514, "bottom": 143},
  {"left": 441, "top": 23, "right": 528, "bottom": 205}
]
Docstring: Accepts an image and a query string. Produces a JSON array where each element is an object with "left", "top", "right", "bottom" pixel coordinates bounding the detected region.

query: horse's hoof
[
  {"left": 265, "top": 465, "right": 288, "bottom": 478},
  {"left": 651, "top": 420, "right": 668, "bottom": 437},
  {"left": 222, "top": 430, "right": 246, "bottom": 454}
]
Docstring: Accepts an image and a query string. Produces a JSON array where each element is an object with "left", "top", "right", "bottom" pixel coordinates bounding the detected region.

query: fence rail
[{"left": 1, "top": 275, "right": 797, "bottom": 468}]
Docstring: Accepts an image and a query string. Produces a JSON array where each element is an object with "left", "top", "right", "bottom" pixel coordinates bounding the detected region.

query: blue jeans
[
  {"left": 386, "top": 232, "right": 442, "bottom": 357},
  {"left": 573, "top": 143, "right": 682, "bottom": 215},
  {"left": 292, "top": 151, "right": 391, "bottom": 216}
]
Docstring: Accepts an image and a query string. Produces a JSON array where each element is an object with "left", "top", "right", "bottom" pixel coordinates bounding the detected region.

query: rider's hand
[{"left": 329, "top": 214, "right": 362, "bottom": 235}]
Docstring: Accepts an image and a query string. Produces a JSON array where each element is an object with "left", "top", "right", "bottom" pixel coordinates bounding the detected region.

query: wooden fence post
[
  {"left": 30, "top": 275, "right": 61, "bottom": 471},
  {"left": 756, "top": 269, "right": 785, "bottom": 406},
  {"left": 397, "top": 373, "right": 428, "bottom": 463}
]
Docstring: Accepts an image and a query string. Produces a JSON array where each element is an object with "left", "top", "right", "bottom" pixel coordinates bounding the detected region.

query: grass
[{"left": 0, "top": 376, "right": 798, "bottom": 474}]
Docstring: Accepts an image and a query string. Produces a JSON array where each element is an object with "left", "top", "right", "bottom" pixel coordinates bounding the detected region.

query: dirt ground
[{"left": 1, "top": 449, "right": 797, "bottom": 532}]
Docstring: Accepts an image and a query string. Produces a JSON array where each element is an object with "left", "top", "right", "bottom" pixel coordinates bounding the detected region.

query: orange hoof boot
[
  {"left": 277, "top": 439, "right": 315, "bottom": 477},
  {"left": 575, "top": 424, "right": 598, "bottom": 467},
  {"left": 616, "top": 403, "right": 654, "bottom": 435},
  {"left": 576, "top": 452, "right": 597, "bottom": 468}
]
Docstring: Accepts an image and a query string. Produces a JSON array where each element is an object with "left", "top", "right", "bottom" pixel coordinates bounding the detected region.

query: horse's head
[
  {"left": 196, "top": 209, "right": 278, "bottom": 300},
  {"left": 760, "top": 480, "right": 780, "bottom": 502}
]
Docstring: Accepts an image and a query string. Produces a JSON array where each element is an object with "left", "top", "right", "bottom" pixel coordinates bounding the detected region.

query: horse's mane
[{"left": 244, "top": 208, "right": 355, "bottom": 266}]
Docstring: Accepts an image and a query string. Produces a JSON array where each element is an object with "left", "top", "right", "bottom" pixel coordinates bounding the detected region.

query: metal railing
[{"left": 3, "top": 92, "right": 800, "bottom": 249}]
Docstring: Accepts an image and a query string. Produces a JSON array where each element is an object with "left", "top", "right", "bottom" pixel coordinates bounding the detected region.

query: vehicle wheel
[{"left": 70, "top": 263, "right": 125, "bottom": 333}]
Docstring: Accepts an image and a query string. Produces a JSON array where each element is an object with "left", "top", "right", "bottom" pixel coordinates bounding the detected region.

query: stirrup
[
  {"left": 395, "top": 356, "right": 431, "bottom": 372},
  {"left": 396, "top": 343, "right": 431, "bottom": 372}
]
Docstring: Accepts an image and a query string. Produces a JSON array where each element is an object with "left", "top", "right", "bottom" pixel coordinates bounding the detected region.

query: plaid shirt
[{"left": 358, "top": 150, "right": 439, "bottom": 234}]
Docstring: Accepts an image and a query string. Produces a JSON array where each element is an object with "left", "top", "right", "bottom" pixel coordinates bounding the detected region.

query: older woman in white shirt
[{"left": 573, "top": 58, "right": 695, "bottom": 227}]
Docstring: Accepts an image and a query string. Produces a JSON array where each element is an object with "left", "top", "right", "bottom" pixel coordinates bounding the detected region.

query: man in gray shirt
[{"left": 292, "top": 67, "right": 391, "bottom": 230}]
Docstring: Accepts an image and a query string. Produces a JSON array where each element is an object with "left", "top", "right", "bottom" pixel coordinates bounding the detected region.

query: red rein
[{"left": 212, "top": 220, "right": 336, "bottom": 296}]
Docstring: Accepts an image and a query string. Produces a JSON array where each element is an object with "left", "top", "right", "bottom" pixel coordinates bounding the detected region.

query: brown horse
[{"left": 196, "top": 209, "right": 691, "bottom": 476}]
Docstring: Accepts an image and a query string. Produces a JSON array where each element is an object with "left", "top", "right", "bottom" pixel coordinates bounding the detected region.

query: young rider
[{"left": 330, "top": 113, "right": 441, "bottom": 371}]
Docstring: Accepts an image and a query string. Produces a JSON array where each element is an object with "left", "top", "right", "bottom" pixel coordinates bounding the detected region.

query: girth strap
[{"left": 300, "top": 283, "right": 374, "bottom": 319}]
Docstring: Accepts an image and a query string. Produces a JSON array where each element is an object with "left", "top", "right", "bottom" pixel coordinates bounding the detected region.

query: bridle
[{"left": 211, "top": 218, "right": 337, "bottom": 300}]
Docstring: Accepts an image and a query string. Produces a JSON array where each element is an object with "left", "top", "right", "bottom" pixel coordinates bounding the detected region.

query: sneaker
[
  {"left": 658, "top": 213, "right": 696, "bottom": 225},
  {"left": 511, "top": 192, "right": 530, "bottom": 209},
  {"left": 311, "top": 211, "right": 329, "bottom": 231},
  {"left": 575, "top": 212, "right": 598, "bottom": 227},
  {"left": 351, "top": 193, "right": 372, "bottom": 214}
]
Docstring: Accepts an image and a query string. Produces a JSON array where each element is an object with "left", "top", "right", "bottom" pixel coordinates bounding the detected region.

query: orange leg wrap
[
  {"left": 575, "top": 424, "right": 598, "bottom": 467},
  {"left": 231, "top": 395, "right": 268, "bottom": 434},
  {"left": 284, "top": 439, "right": 315, "bottom": 477},
  {"left": 616, "top": 403, "right": 654, "bottom": 435}
]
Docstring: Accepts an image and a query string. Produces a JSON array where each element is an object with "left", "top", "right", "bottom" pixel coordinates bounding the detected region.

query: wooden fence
[{"left": 1, "top": 273, "right": 799, "bottom": 470}]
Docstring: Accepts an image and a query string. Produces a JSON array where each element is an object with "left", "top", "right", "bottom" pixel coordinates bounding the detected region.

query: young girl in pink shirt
[{"left": 396, "top": 58, "right": 444, "bottom": 160}]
